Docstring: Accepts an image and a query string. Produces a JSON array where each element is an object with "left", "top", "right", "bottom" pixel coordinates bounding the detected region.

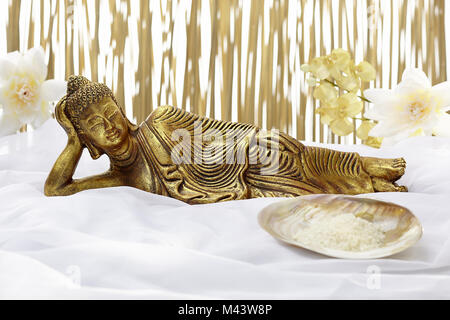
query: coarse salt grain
[{"left": 294, "top": 213, "right": 385, "bottom": 252}]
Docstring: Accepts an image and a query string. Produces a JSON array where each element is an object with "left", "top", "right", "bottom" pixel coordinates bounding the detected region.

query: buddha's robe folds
[{"left": 136, "top": 106, "right": 374, "bottom": 204}]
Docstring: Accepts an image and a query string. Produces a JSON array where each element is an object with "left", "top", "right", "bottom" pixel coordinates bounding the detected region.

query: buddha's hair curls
[{"left": 65, "top": 75, "right": 118, "bottom": 133}]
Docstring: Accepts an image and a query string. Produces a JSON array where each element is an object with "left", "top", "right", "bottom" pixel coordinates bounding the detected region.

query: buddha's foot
[
  {"left": 362, "top": 157, "right": 406, "bottom": 182},
  {"left": 371, "top": 177, "right": 408, "bottom": 193}
]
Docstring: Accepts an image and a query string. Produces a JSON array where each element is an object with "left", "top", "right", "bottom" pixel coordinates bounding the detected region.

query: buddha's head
[{"left": 63, "top": 75, "right": 138, "bottom": 159}]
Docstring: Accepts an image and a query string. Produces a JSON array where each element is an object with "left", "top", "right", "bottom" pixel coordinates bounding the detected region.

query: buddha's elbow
[
  {"left": 44, "top": 184, "right": 59, "bottom": 197},
  {"left": 44, "top": 180, "right": 66, "bottom": 197},
  {"left": 45, "top": 180, "right": 77, "bottom": 197}
]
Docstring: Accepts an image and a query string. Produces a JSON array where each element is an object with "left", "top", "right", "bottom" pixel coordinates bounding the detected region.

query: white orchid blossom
[
  {"left": 0, "top": 47, "right": 66, "bottom": 136},
  {"left": 364, "top": 68, "right": 450, "bottom": 145}
]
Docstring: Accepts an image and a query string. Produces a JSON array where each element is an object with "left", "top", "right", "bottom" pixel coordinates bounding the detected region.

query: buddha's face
[{"left": 78, "top": 97, "right": 129, "bottom": 153}]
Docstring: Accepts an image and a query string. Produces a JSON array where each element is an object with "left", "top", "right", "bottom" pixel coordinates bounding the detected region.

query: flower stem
[
  {"left": 359, "top": 96, "right": 371, "bottom": 103},
  {"left": 323, "top": 79, "right": 372, "bottom": 103}
]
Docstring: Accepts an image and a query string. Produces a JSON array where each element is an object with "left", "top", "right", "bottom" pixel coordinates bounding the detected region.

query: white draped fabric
[{"left": 1, "top": 120, "right": 449, "bottom": 299}]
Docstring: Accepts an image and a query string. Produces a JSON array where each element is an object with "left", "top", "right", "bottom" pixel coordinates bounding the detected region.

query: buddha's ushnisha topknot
[
  {"left": 67, "top": 75, "right": 91, "bottom": 96},
  {"left": 65, "top": 75, "right": 118, "bottom": 133}
]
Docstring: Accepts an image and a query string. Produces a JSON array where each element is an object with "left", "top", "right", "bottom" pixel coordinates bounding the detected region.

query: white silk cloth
[{"left": 0, "top": 120, "right": 449, "bottom": 299}]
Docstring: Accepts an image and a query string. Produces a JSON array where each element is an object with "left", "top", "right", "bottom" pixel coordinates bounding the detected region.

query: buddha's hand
[{"left": 55, "top": 97, "right": 80, "bottom": 145}]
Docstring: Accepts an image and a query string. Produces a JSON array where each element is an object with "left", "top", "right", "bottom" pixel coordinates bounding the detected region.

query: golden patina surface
[{"left": 45, "top": 76, "right": 407, "bottom": 204}]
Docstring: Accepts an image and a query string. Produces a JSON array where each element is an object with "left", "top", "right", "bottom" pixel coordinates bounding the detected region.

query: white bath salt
[{"left": 294, "top": 213, "right": 385, "bottom": 252}]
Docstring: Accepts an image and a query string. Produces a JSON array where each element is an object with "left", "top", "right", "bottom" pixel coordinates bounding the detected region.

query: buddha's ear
[
  {"left": 126, "top": 118, "right": 139, "bottom": 132},
  {"left": 112, "top": 95, "right": 139, "bottom": 131},
  {"left": 79, "top": 135, "right": 103, "bottom": 160},
  {"left": 85, "top": 141, "right": 103, "bottom": 160},
  {"left": 119, "top": 108, "right": 139, "bottom": 132}
]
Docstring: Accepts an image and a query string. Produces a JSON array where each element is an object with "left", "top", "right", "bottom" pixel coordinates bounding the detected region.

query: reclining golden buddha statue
[{"left": 45, "top": 75, "right": 407, "bottom": 204}]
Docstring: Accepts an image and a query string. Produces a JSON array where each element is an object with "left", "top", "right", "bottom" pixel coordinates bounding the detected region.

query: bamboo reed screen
[{"left": 0, "top": 0, "right": 448, "bottom": 144}]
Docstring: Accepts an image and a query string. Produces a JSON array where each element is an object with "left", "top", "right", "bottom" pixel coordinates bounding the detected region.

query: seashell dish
[{"left": 258, "top": 194, "right": 423, "bottom": 259}]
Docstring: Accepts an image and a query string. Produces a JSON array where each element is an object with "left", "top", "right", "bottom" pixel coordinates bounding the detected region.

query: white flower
[
  {"left": 0, "top": 47, "right": 66, "bottom": 136},
  {"left": 364, "top": 68, "right": 450, "bottom": 144}
]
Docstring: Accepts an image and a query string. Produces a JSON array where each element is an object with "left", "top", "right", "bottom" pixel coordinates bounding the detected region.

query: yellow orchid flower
[
  {"left": 355, "top": 61, "right": 376, "bottom": 82},
  {"left": 313, "top": 81, "right": 338, "bottom": 105},
  {"left": 364, "top": 137, "right": 383, "bottom": 148},
  {"left": 302, "top": 49, "right": 378, "bottom": 142},
  {"left": 316, "top": 105, "right": 338, "bottom": 126},
  {"left": 301, "top": 57, "right": 330, "bottom": 80},
  {"left": 328, "top": 93, "right": 363, "bottom": 136},
  {"left": 337, "top": 92, "right": 364, "bottom": 117},
  {"left": 330, "top": 48, "right": 351, "bottom": 72},
  {"left": 356, "top": 120, "right": 376, "bottom": 140},
  {"left": 335, "top": 73, "right": 360, "bottom": 93}
]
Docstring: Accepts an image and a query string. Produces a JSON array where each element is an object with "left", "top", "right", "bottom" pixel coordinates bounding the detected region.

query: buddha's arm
[{"left": 44, "top": 137, "right": 123, "bottom": 196}]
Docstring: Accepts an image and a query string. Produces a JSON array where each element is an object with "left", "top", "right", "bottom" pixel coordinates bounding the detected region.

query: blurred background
[{"left": 0, "top": 0, "right": 449, "bottom": 144}]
